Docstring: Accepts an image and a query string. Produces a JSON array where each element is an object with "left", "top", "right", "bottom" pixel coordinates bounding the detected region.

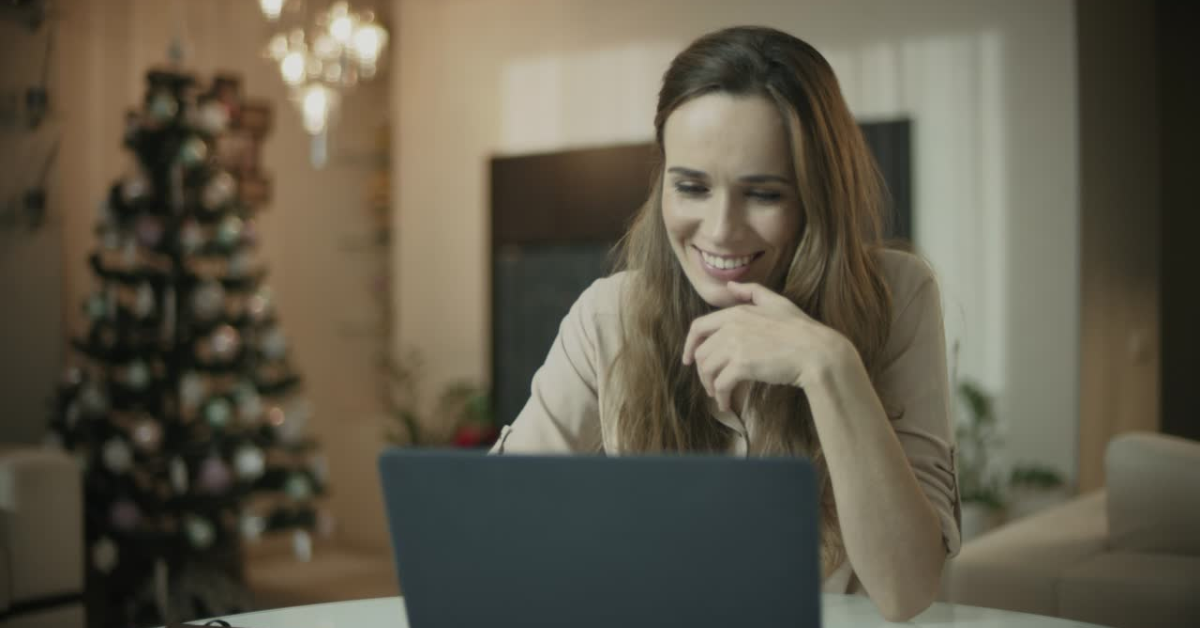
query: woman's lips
[{"left": 691, "top": 246, "right": 764, "bottom": 282}]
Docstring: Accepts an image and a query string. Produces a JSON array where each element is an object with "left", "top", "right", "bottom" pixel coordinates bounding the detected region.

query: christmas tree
[{"left": 47, "top": 69, "right": 327, "bottom": 627}]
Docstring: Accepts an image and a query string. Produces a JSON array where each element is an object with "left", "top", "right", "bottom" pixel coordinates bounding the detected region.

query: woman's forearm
[{"left": 803, "top": 355, "right": 945, "bottom": 622}]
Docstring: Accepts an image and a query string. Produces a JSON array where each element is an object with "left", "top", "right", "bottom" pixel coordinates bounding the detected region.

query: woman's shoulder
[
  {"left": 875, "top": 248, "right": 940, "bottom": 316},
  {"left": 569, "top": 271, "right": 633, "bottom": 341}
]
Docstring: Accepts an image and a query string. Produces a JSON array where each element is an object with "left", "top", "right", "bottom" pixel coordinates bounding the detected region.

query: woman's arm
[{"left": 684, "top": 275, "right": 956, "bottom": 621}]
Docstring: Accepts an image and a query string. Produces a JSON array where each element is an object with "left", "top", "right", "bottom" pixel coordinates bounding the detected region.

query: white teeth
[{"left": 700, "top": 251, "right": 755, "bottom": 270}]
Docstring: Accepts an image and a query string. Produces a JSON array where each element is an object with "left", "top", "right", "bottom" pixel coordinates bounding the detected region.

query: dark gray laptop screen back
[{"left": 379, "top": 450, "right": 821, "bottom": 628}]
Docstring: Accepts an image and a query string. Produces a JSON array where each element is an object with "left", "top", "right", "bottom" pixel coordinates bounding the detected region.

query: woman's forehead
[{"left": 662, "top": 93, "right": 792, "bottom": 179}]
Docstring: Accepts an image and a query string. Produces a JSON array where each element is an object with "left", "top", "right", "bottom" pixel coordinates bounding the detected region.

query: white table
[{"left": 193, "top": 595, "right": 1112, "bottom": 627}]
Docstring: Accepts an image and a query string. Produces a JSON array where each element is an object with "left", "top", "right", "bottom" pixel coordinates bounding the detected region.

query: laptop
[{"left": 378, "top": 449, "right": 821, "bottom": 628}]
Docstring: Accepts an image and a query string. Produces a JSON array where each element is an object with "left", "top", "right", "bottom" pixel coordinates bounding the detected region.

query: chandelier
[{"left": 257, "top": 0, "right": 388, "bottom": 166}]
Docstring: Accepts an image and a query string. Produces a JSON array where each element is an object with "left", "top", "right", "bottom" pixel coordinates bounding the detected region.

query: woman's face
[{"left": 661, "top": 93, "right": 802, "bottom": 309}]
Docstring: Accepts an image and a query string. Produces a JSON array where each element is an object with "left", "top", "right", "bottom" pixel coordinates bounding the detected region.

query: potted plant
[{"left": 382, "top": 349, "right": 499, "bottom": 449}]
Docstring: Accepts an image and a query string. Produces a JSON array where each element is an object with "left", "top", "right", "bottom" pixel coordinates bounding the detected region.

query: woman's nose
[{"left": 703, "top": 193, "right": 745, "bottom": 244}]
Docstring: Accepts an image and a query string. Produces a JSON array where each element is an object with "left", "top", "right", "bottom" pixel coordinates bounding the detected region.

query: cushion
[
  {"left": 1060, "top": 551, "right": 1200, "bottom": 628},
  {"left": 1106, "top": 433, "right": 1200, "bottom": 555}
]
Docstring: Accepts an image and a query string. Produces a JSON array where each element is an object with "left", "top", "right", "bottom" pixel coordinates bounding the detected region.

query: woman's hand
[{"left": 682, "top": 281, "right": 860, "bottom": 412}]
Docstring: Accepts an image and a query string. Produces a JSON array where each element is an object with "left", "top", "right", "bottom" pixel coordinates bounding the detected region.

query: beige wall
[
  {"left": 2, "top": 0, "right": 392, "bottom": 550},
  {"left": 392, "top": 0, "right": 1082, "bottom": 481}
]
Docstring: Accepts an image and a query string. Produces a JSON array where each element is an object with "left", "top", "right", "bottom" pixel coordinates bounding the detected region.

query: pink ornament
[
  {"left": 110, "top": 499, "right": 142, "bottom": 531},
  {"left": 135, "top": 215, "right": 165, "bottom": 248},
  {"left": 210, "top": 325, "right": 241, "bottom": 361},
  {"left": 197, "top": 456, "right": 233, "bottom": 494}
]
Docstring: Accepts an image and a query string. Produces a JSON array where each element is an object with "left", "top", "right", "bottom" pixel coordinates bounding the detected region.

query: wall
[
  {"left": 1158, "top": 1, "right": 1200, "bottom": 443},
  {"left": 1076, "top": 0, "right": 1161, "bottom": 490},
  {"left": 391, "top": 0, "right": 1082, "bottom": 481},
  {"left": 0, "top": 15, "right": 65, "bottom": 446},
  {"left": 1, "top": 0, "right": 392, "bottom": 549}
]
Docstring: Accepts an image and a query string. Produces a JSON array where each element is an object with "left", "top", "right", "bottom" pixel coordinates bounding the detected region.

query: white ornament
[
  {"left": 180, "top": 372, "right": 206, "bottom": 410},
  {"left": 191, "top": 281, "right": 226, "bottom": 320},
  {"left": 293, "top": 530, "right": 313, "bottom": 562},
  {"left": 233, "top": 446, "right": 265, "bottom": 480},
  {"left": 195, "top": 101, "right": 230, "bottom": 135},
  {"left": 185, "top": 515, "right": 215, "bottom": 549},
  {"left": 260, "top": 327, "right": 288, "bottom": 360},
  {"left": 80, "top": 382, "right": 108, "bottom": 414},
  {"left": 102, "top": 438, "right": 133, "bottom": 473},
  {"left": 202, "top": 171, "right": 238, "bottom": 210},
  {"left": 93, "top": 537, "right": 119, "bottom": 573},
  {"left": 169, "top": 457, "right": 189, "bottom": 493},
  {"left": 134, "top": 283, "right": 155, "bottom": 318},
  {"left": 240, "top": 514, "right": 266, "bottom": 541},
  {"left": 126, "top": 360, "right": 151, "bottom": 390},
  {"left": 284, "top": 474, "right": 312, "bottom": 501}
]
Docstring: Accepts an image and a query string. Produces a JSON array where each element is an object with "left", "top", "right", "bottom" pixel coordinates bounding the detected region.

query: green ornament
[
  {"left": 284, "top": 474, "right": 313, "bottom": 501},
  {"left": 205, "top": 398, "right": 233, "bottom": 428},
  {"left": 148, "top": 90, "right": 178, "bottom": 122},
  {"left": 216, "top": 215, "right": 243, "bottom": 248},
  {"left": 178, "top": 136, "right": 208, "bottom": 167},
  {"left": 85, "top": 293, "right": 108, "bottom": 320},
  {"left": 127, "top": 360, "right": 151, "bottom": 390}
]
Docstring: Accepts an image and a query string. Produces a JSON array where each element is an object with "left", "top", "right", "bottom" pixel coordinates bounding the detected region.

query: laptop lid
[{"left": 378, "top": 449, "right": 820, "bottom": 628}]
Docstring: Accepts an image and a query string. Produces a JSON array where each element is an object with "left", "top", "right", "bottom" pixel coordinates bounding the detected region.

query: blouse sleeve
[
  {"left": 875, "top": 266, "right": 963, "bottom": 558},
  {"left": 490, "top": 279, "right": 606, "bottom": 455}
]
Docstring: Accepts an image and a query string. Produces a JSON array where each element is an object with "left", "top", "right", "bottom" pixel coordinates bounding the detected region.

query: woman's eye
[
  {"left": 674, "top": 182, "right": 709, "bottom": 197},
  {"left": 747, "top": 189, "right": 783, "bottom": 203}
]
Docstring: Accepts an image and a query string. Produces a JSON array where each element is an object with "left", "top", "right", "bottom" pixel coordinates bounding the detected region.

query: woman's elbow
[{"left": 876, "top": 560, "right": 943, "bottom": 622}]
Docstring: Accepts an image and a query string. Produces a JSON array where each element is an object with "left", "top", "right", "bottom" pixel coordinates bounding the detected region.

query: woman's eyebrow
[{"left": 666, "top": 166, "right": 793, "bottom": 185}]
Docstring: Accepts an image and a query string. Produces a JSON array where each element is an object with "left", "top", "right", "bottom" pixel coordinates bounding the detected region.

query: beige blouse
[{"left": 490, "top": 249, "right": 962, "bottom": 594}]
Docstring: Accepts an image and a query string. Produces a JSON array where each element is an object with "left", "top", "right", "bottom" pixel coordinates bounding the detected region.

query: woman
[{"left": 491, "top": 26, "right": 959, "bottom": 622}]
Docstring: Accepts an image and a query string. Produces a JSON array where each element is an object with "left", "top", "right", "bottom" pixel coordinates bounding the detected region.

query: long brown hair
[{"left": 607, "top": 26, "right": 893, "bottom": 574}]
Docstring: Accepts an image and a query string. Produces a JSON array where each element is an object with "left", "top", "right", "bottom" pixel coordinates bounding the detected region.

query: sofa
[
  {"left": 941, "top": 432, "right": 1200, "bottom": 628},
  {"left": 0, "top": 446, "right": 85, "bottom": 628}
]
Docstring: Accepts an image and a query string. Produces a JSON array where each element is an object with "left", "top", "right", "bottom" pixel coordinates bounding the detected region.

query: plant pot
[{"left": 960, "top": 502, "right": 1005, "bottom": 542}]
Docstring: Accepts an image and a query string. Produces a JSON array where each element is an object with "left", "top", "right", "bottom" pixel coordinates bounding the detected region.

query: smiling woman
[{"left": 491, "top": 26, "right": 959, "bottom": 622}]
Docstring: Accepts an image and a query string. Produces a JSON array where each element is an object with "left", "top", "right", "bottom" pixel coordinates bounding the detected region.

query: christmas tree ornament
[
  {"left": 215, "top": 215, "right": 243, "bottom": 248},
  {"left": 317, "top": 510, "right": 336, "bottom": 538},
  {"left": 110, "top": 499, "right": 143, "bottom": 531},
  {"left": 190, "top": 281, "right": 226, "bottom": 320},
  {"left": 247, "top": 289, "right": 272, "bottom": 322},
  {"left": 148, "top": 90, "right": 179, "bottom": 123},
  {"left": 210, "top": 325, "right": 242, "bottom": 361},
  {"left": 134, "top": 283, "right": 156, "bottom": 319},
  {"left": 64, "top": 401, "right": 80, "bottom": 428},
  {"left": 240, "top": 514, "right": 266, "bottom": 541},
  {"left": 85, "top": 293, "right": 108, "bottom": 321},
  {"left": 233, "top": 445, "right": 265, "bottom": 480},
  {"left": 62, "top": 365, "right": 84, "bottom": 387},
  {"left": 293, "top": 529, "right": 313, "bottom": 562},
  {"left": 202, "top": 171, "right": 237, "bottom": 210},
  {"left": 242, "top": 218, "right": 259, "bottom": 246},
  {"left": 180, "top": 219, "right": 205, "bottom": 253},
  {"left": 135, "top": 215, "right": 165, "bottom": 248},
  {"left": 102, "top": 438, "right": 134, "bottom": 473},
  {"left": 228, "top": 251, "right": 252, "bottom": 277},
  {"left": 276, "top": 399, "right": 311, "bottom": 443},
  {"left": 121, "top": 240, "right": 140, "bottom": 267},
  {"left": 101, "top": 229, "right": 121, "bottom": 251},
  {"left": 204, "top": 397, "right": 233, "bottom": 428},
  {"left": 311, "top": 453, "right": 329, "bottom": 486},
  {"left": 197, "top": 456, "right": 233, "bottom": 494},
  {"left": 80, "top": 381, "right": 109, "bottom": 415},
  {"left": 180, "top": 371, "right": 206, "bottom": 410},
  {"left": 236, "top": 387, "right": 263, "bottom": 425},
  {"left": 169, "top": 457, "right": 189, "bottom": 493},
  {"left": 126, "top": 360, "right": 151, "bottom": 390},
  {"left": 121, "top": 171, "right": 151, "bottom": 205},
  {"left": 178, "top": 136, "right": 209, "bottom": 167},
  {"left": 193, "top": 99, "right": 230, "bottom": 135},
  {"left": 260, "top": 327, "right": 288, "bottom": 360},
  {"left": 284, "top": 473, "right": 312, "bottom": 501},
  {"left": 266, "top": 405, "right": 285, "bottom": 426},
  {"left": 92, "top": 537, "right": 119, "bottom": 574},
  {"left": 131, "top": 416, "right": 164, "bottom": 452},
  {"left": 184, "top": 515, "right": 216, "bottom": 549}
]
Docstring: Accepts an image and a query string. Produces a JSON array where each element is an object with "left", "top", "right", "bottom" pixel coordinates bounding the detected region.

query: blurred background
[{"left": 0, "top": 0, "right": 1196, "bottom": 627}]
